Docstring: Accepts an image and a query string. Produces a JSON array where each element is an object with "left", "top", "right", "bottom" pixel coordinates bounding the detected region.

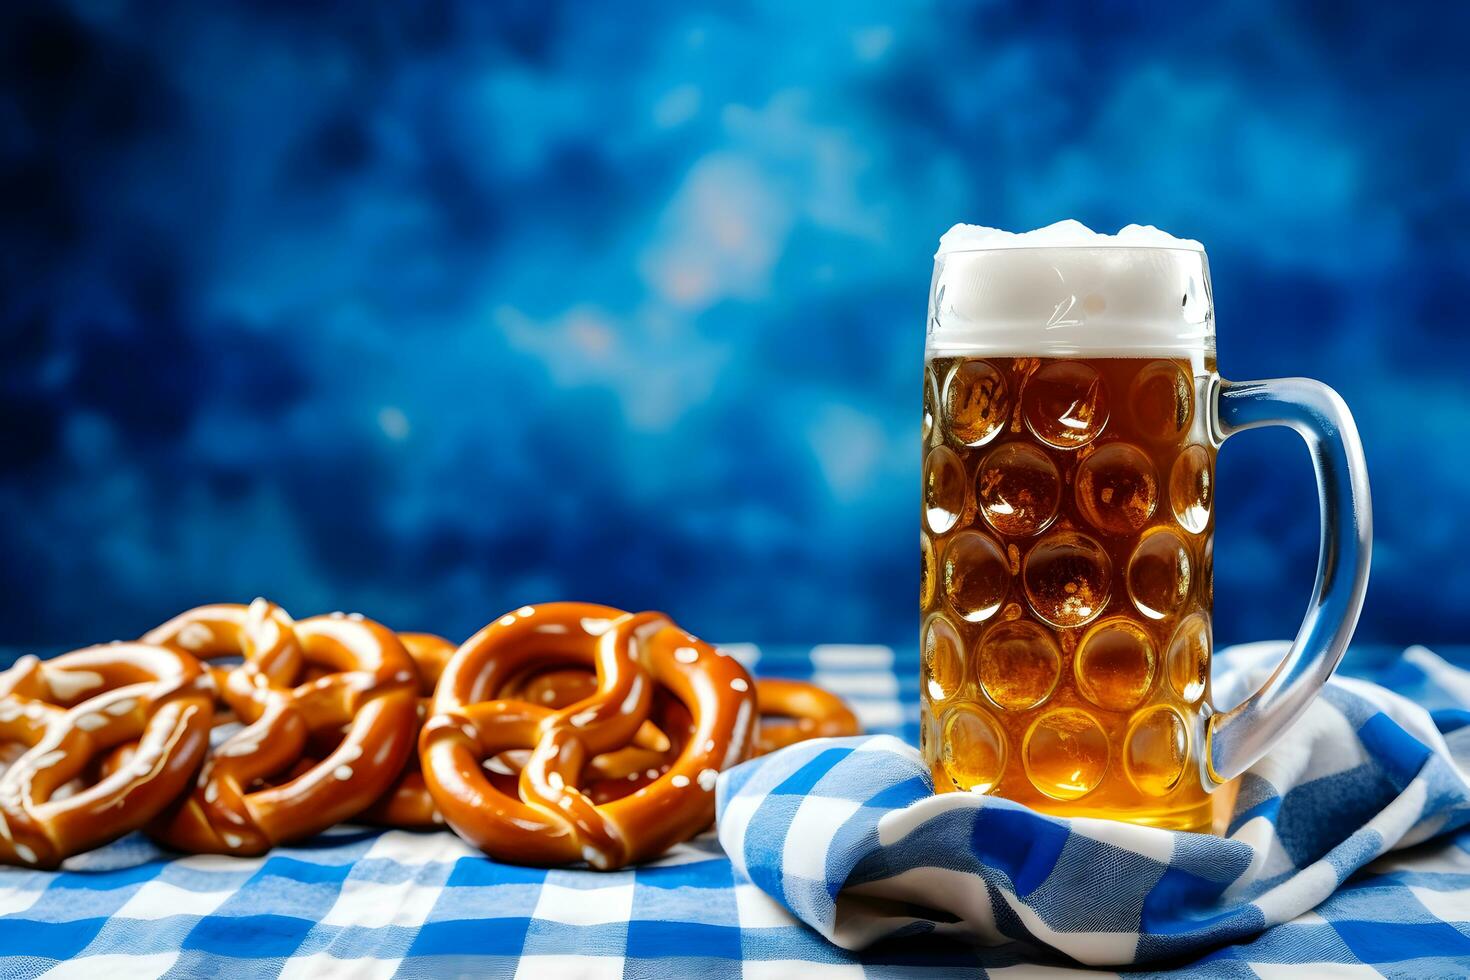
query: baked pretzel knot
[
  {"left": 0, "top": 644, "right": 214, "bottom": 867},
  {"left": 142, "top": 599, "right": 418, "bottom": 854},
  {"left": 422, "top": 603, "right": 758, "bottom": 869}
]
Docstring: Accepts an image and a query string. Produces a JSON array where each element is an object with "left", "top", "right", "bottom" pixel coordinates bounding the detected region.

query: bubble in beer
[
  {"left": 942, "top": 359, "right": 1009, "bottom": 447},
  {"left": 1166, "top": 613, "right": 1210, "bottom": 702},
  {"left": 1125, "top": 705, "right": 1189, "bottom": 796},
  {"left": 1021, "top": 361, "right": 1109, "bottom": 449},
  {"left": 1126, "top": 527, "right": 1193, "bottom": 620},
  {"left": 979, "top": 619, "right": 1061, "bottom": 710},
  {"left": 941, "top": 704, "right": 1005, "bottom": 793},
  {"left": 942, "top": 531, "right": 1009, "bottom": 623},
  {"left": 976, "top": 442, "right": 1061, "bottom": 536},
  {"left": 1075, "top": 617, "right": 1158, "bottom": 711},
  {"left": 923, "top": 446, "right": 967, "bottom": 535},
  {"left": 1024, "top": 708, "right": 1109, "bottom": 800},
  {"left": 1075, "top": 443, "right": 1159, "bottom": 535},
  {"left": 923, "top": 614, "right": 966, "bottom": 702},
  {"left": 1022, "top": 531, "right": 1111, "bottom": 628},
  {"left": 1129, "top": 361, "right": 1194, "bottom": 443},
  {"left": 1169, "top": 445, "right": 1213, "bottom": 534},
  {"left": 921, "top": 533, "right": 937, "bottom": 610},
  {"left": 923, "top": 364, "right": 938, "bottom": 446}
]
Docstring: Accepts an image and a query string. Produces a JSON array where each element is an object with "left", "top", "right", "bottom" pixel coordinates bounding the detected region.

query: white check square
[
  {"left": 853, "top": 701, "right": 902, "bottom": 730},
  {"left": 0, "top": 886, "right": 43, "bottom": 917},
  {"left": 361, "top": 829, "right": 478, "bottom": 865},
  {"left": 530, "top": 881, "right": 635, "bottom": 926},
  {"left": 734, "top": 882, "right": 797, "bottom": 929},
  {"left": 1409, "top": 884, "right": 1470, "bottom": 923},
  {"left": 113, "top": 880, "right": 235, "bottom": 920},
  {"left": 782, "top": 796, "right": 862, "bottom": 881},
  {"left": 40, "top": 953, "right": 181, "bottom": 978},
  {"left": 809, "top": 645, "right": 893, "bottom": 670},
  {"left": 1252, "top": 965, "right": 1383, "bottom": 979},
  {"left": 514, "top": 954, "right": 625, "bottom": 979},
  {"left": 321, "top": 876, "right": 444, "bottom": 929},
  {"left": 278, "top": 952, "right": 401, "bottom": 980}
]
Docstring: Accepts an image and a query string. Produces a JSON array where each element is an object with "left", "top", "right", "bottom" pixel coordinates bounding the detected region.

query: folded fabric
[{"left": 715, "top": 644, "right": 1470, "bottom": 966}]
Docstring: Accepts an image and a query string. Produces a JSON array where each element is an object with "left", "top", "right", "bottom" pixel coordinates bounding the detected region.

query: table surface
[{"left": 0, "top": 642, "right": 1467, "bottom": 978}]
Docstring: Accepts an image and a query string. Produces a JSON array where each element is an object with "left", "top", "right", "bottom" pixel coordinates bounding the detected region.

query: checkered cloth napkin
[
  {"left": 3, "top": 643, "right": 1470, "bottom": 978},
  {"left": 716, "top": 643, "right": 1470, "bottom": 970}
]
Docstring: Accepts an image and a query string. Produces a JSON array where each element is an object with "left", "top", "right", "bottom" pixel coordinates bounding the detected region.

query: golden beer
[{"left": 921, "top": 354, "right": 1216, "bottom": 831}]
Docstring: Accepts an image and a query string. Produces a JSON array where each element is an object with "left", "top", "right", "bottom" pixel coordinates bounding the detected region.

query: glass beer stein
[{"left": 920, "top": 222, "right": 1371, "bottom": 831}]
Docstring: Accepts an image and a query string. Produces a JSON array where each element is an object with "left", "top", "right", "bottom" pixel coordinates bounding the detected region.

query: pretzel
[
  {"left": 141, "top": 600, "right": 418, "bottom": 854},
  {"left": 357, "top": 632, "right": 456, "bottom": 829},
  {"left": 501, "top": 666, "right": 859, "bottom": 756},
  {"left": 754, "top": 678, "right": 862, "bottom": 754},
  {"left": 0, "top": 644, "right": 214, "bottom": 867},
  {"left": 364, "top": 637, "right": 678, "bottom": 826},
  {"left": 421, "top": 603, "right": 757, "bottom": 869},
  {"left": 492, "top": 665, "right": 860, "bottom": 794}
]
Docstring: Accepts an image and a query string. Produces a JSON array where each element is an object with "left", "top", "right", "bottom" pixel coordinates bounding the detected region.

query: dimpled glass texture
[{"left": 922, "top": 356, "right": 1216, "bottom": 831}]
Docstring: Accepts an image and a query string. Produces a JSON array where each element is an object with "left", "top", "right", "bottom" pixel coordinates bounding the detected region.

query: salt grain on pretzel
[{"left": 0, "top": 643, "right": 214, "bottom": 868}]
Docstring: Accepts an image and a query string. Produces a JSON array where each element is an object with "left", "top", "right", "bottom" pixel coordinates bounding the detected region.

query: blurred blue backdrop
[{"left": 2, "top": 1, "right": 1466, "bottom": 648}]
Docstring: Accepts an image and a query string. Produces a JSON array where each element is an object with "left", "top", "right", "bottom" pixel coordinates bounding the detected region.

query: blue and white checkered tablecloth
[{"left": 1, "top": 644, "right": 1468, "bottom": 978}]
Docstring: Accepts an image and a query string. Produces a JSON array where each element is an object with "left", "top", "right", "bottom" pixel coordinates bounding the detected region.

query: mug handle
[{"left": 1204, "top": 377, "right": 1373, "bottom": 783}]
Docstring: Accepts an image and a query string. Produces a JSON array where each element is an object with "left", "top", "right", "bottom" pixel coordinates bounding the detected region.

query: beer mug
[{"left": 920, "top": 222, "right": 1371, "bottom": 831}]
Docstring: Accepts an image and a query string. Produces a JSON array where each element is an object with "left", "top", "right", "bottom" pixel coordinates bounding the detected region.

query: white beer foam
[
  {"left": 936, "top": 219, "right": 1203, "bottom": 256},
  {"left": 929, "top": 220, "right": 1214, "bottom": 357}
]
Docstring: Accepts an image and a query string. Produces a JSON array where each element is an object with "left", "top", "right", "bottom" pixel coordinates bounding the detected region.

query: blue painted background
[{"left": 2, "top": 1, "right": 1466, "bottom": 648}]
